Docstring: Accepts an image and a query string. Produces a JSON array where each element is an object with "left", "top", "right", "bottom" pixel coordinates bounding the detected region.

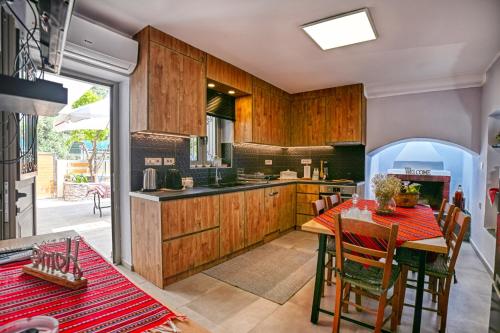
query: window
[{"left": 190, "top": 115, "right": 233, "bottom": 168}]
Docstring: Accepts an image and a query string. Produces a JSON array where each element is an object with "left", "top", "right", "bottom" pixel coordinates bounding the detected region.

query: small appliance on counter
[
  {"left": 280, "top": 170, "right": 298, "bottom": 180},
  {"left": 164, "top": 169, "right": 183, "bottom": 190},
  {"left": 142, "top": 168, "right": 157, "bottom": 191},
  {"left": 303, "top": 163, "right": 311, "bottom": 179},
  {"left": 312, "top": 168, "right": 320, "bottom": 180}
]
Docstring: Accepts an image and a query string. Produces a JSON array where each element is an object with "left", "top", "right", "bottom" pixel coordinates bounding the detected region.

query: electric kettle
[{"left": 142, "top": 168, "right": 157, "bottom": 191}]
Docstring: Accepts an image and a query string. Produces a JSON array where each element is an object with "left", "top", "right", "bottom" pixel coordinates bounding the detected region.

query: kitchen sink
[{"left": 207, "top": 181, "right": 249, "bottom": 188}]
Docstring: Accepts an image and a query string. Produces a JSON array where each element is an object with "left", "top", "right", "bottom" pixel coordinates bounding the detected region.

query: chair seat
[
  {"left": 396, "top": 248, "right": 451, "bottom": 278},
  {"left": 339, "top": 260, "right": 400, "bottom": 293}
]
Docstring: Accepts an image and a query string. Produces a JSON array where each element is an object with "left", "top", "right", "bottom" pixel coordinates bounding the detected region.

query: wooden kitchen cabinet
[
  {"left": 131, "top": 195, "right": 220, "bottom": 287},
  {"left": 161, "top": 196, "right": 219, "bottom": 240},
  {"left": 325, "top": 84, "right": 366, "bottom": 144},
  {"left": 290, "top": 96, "right": 326, "bottom": 146},
  {"left": 219, "top": 192, "right": 246, "bottom": 257},
  {"left": 163, "top": 228, "right": 219, "bottom": 278},
  {"left": 278, "top": 184, "right": 296, "bottom": 231},
  {"left": 244, "top": 188, "right": 266, "bottom": 246},
  {"left": 264, "top": 187, "right": 280, "bottom": 234},
  {"left": 296, "top": 184, "right": 320, "bottom": 227},
  {"left": 235, "top": 78, "right": 290, "bottom": 146},
  {"left": 207, "top": 55, "right": 252, "bottom": 94},
  {"left": 130, "top": 26, "right": 206, "bottom": 136}
]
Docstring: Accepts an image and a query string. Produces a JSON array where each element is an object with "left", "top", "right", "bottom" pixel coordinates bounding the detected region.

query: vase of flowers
[{"left": 371, "top": 174, "right": 401, "bottom": 215}]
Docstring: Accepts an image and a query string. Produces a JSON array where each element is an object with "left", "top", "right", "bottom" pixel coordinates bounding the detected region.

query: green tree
[
  {"left": 67, "top": 89, "right": 109, "bottom": 182},
  {"left": 37, "top": 117, "right": 70, "bottom": 158}
]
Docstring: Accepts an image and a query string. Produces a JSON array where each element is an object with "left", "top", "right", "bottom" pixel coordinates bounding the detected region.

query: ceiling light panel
[{"left": 302, "top": 8, "right": 377, "bottom": 50}]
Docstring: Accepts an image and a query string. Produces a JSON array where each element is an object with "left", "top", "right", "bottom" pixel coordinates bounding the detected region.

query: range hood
[{"left": 0, "top": 75, "right": 67, "bottom": 116}]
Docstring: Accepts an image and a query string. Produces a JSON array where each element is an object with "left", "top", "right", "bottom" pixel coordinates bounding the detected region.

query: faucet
[{"left": 215, "top": 166, "right": 222, "bottom": 185}]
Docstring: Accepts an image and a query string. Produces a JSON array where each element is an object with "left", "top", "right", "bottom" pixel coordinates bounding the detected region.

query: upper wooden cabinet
[
  {"left": 130, "top": 26, "right": 206, "bottom": 136},
  {"left": 325, "top": 84, "right": 366, "bottom": 144},
  {"left": 290, "top": 84, "right": 366, "bottom": 146},
  {"left": 235, "top": 78, "right": 290, "bottom": 146},
  {"left": 207, "top": 55, "right": 252, "bottom": 94}
]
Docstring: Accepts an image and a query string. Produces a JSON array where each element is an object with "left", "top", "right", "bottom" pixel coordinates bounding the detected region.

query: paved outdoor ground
[{"left": 37, "top": 198, "right": 112, "bottom": 259}]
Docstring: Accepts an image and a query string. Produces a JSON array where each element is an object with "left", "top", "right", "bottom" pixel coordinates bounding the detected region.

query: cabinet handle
[{"left": 268, "top": 192, "right": 279, "bottom": 197}]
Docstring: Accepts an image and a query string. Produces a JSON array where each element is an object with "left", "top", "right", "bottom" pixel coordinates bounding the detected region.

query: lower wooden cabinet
[
  {"left": 245, "top": 188, "right": 266, "bottom": 246},
  {"left": 296, "top": 184, "right": 319, "bottom": 228},
  {"left": 264, "top": 187, "right": 280, "bottom": 234},
  {"left": 162, "top": 228, "right": 219, "bottom": 278},
  {"left": 219, "top": 192, "right": 246, "bottom": 257},
  {"left": 279, "top": 184, "right": 296, "bottom": 231}
]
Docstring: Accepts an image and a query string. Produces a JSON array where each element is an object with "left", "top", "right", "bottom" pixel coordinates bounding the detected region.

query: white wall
[
  {"left": 475, "top": 57, "right": 500, "bottom": 272},
  {"left": 367, "top": 88, "right": 482, "bottom": 153},
  {"left": 118, "top": 79, "right": 132, "bottom": 266}
]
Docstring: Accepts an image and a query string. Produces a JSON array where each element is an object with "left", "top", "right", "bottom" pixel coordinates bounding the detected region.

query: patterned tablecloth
[
  {"left": 313, "top": 199, "right": 443, "bottom": 248},
  {"left": 0, "top": 239, "right": 177, "bottom": 333}
]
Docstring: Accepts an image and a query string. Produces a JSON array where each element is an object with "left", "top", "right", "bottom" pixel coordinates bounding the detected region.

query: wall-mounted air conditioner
[{"left": 64, "top": 15, "right": 138, "bottom": 75}]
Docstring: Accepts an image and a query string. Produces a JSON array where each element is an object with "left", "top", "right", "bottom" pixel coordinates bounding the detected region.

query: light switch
[
  {"left": 265, "top": 159, "right": 273, "bottom": 165},
  {"left": 301, "top": 159, "right": 312, "bottom": 165},
  {"left": 164, "top": 158, "right": 175, "bottom": 166}
]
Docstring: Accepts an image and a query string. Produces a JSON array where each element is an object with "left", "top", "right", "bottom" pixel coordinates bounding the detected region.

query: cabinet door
[
  {"left": 279, "top": 184, "right": 296, "bottom": 231},
  {"left": 270, "top": 93, "right": 289, "bottom": 146},
  {"left": 220, "top": 192, "right": 246, "bottom": 257},
  {"left": 291, "top": 98, "right": 326, "bottom": 146},
  {"left": 179, "top": 55, "right": 206, "bottom": 136},
  {"left": 279, "top": 96, "right": 291, "bottom": 146},
  {"left": 245, "top": 189, "right": 266, "bottom": 246},
  {"left": 148, "top": 42, "right": 180, "bottom": 133},
  {"left": 325, "top": 84, "right": 364, "bottom": 143},
  {"left": 296, "top": 193, "right": 319, "bottom": 215},
  {"left": 253, "top": 83, "right": 271, "bottom": 144},
  {"left": 162, "top": 196, "right": 220, "bottom": 240},
  {"left": 264, "top": 187, "right": 279, "bottom": 234},
  {"left": 162, "top": 228, "right": 219, "bottom": 278}
]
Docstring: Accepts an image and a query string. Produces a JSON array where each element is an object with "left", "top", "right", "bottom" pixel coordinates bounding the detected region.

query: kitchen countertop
[{"left": 130, "top": 179, "right": 365, "bottom": 202}]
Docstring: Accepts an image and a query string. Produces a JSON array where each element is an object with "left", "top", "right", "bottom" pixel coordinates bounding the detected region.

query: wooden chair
[
  {"left": 312, "top": 199, "right": 336, "bottom": 293},
  {"left": 332, "top": 215, "right": 401, "bottom": 333},
  {"left": 436, "top": 199, "right": 456, "bottom": 236},
  {"left": 324, "top": 193, "right": 342, "bottom": 209},
  {"left": 397, "top": 208, "right": 471, "bottom": 332}
]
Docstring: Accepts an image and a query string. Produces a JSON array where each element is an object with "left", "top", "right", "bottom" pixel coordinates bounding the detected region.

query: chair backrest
[
  {"left": 334, "top": 214, "right": 399, "bottom": 291},
  {"left": 312, "top": 199, "right": 326, "bottom": 216},
  {"left": 446, "top": 208, "right": 471, "bottom": 274},
  {"left": 441, "top": 202, "right": 456, "bottom": 241},
  {"left": 324, "top": 193, "right": 342, "bottom": 209},
  {"left": 436, "top": 199, "right": 449, "bottom": 227}
]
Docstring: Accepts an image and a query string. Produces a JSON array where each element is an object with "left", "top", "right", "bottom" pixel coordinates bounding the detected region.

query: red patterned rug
[{"left": 0, "top": 239, "right": 177, "bottom": 333}]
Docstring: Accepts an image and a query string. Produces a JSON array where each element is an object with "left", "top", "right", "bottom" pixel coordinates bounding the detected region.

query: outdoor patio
[{"left": 36, "top": 198, "right": 112, "bottom": 259}]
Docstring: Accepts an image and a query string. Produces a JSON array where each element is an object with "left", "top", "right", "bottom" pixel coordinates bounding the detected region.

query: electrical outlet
[
  {"left": 301, "top": 159, "right": 312, "bottom": 165},
  {"left": 265, "top": 159, "right": 272, "bottom": 165},
  {"left": 145, "top": 157, "right": 162, "bottom": 166},
  {"left": 164, "top": 157, "right": 175, "bottom": 166}
]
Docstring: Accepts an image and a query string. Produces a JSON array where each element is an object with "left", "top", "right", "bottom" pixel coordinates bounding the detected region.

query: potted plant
[
  {"left": 395, "top": 182, "right": 421, "bottom": 207},
  {"left": 371, "top": 174, "right": 401, "bottom": 215}
]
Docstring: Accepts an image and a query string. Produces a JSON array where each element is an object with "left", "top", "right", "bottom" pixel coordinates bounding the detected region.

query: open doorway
[{"left": 35, "top": 73, "right": 113, "bottom": 259}]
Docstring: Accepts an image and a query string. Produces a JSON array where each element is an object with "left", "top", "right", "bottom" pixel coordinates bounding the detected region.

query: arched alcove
[{"left": 365, "top": 138, "right": 477, "bottom": 212}]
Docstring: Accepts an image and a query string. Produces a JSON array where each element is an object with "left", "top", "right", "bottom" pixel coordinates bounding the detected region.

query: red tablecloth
[
  {"left": 313, "top": 199, "right": 443, "bottom": 248},
  {"left": 0, "top": 239, "right": 176, "bottom": 333}
]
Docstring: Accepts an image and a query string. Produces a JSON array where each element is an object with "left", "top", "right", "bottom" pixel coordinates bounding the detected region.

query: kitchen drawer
[
  {"left": 161, "top": 196, "right": 220, "bottom": 240},
  {"left": 297, "top": 202, "right": 316, "bottom": 215},
  {"left": 296, "top": 193, "right": 319, "bottom": 203},
  {"left": 297, "top": 184, "right": 320, "bottom": 194},
  {"left": 296, "top": 214, "right": 314, "bottom": 227},
  {"left": 162, "top": 228, "right": 219, "bottom": 278}
]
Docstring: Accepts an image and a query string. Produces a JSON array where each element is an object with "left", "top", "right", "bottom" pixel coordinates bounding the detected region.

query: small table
[{"left": 302, "top": 203, "right": 447, "bottom": 333}]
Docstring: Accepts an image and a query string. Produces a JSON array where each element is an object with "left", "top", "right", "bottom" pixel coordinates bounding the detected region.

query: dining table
[{"left": 301, "top": 199, "right": 448, "bottom": 333}]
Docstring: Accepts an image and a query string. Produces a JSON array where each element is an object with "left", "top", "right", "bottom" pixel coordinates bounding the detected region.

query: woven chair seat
[
  {"left": 396, "top": 248, "right": 451, "bottom": 278},
  {"left": 339, "top": 260, "right": 400, "bottom": 294}
]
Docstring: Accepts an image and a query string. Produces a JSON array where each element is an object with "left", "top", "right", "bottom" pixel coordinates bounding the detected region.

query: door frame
[{"left": 50, "top": 69, "right": 122, "bottom": 264}]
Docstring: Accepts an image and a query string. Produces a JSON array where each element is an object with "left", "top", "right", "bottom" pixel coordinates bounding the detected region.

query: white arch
[{"left": 366, "top": 137, "right": 478, "bottom": 157}]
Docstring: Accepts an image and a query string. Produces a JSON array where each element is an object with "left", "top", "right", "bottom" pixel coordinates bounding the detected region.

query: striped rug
[{"left": 0, "top": 239, "right": 176, "bottom": 333}]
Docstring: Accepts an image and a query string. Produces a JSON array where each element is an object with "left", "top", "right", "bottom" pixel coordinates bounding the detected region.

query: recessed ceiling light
[
  {"left": 301, "top": 8, "right": 377, "bottom": 50},
  {"left": 207, "top": 83, "right": 215, "bottom": 88},
  {"left": 228, "top": 90, "right": 235, "bottom": 95}
]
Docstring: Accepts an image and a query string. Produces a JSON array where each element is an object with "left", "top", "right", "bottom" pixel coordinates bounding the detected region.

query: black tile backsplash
[{"left": 131, "top": 133, "right": 365, "bottom": 191}]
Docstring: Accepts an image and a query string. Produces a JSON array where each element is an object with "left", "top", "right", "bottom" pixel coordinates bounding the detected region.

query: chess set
[{"left": 21, "top": 237, "right": 87, "bottom": 290}]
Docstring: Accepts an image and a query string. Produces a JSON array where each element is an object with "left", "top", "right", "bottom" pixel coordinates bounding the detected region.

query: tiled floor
[
  {"left": 119, "top": 231, "right": 492, "bottom": 333},
  {"left": 37, "top": 198, "right": 112, "bottom": 258}
]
